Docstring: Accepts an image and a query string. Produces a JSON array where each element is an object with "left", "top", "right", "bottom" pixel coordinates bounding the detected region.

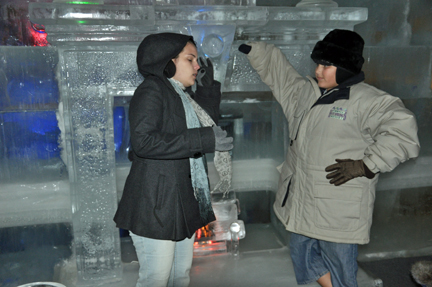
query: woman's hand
[{"left": 196, "top": 57, "right": 214, "bottom": 87}]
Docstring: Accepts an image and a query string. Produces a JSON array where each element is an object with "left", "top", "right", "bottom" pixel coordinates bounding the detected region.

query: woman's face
[
  {"left": 315, "top": 64, "right": 338, "bottom": 90},
  {"left": 172, "top": 42, "right": 200, "bottom": 87}
]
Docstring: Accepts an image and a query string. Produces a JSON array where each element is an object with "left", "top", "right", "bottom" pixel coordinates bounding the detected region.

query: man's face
[{"left": 315, "top": 64, "right": 338, "bottom": 90}]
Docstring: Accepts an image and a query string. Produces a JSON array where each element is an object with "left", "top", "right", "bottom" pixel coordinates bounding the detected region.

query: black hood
[{"left": 136, "top": 33, "right": 194, "bottom": 78}]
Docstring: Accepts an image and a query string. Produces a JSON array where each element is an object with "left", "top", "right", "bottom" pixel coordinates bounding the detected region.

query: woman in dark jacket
[{"left": 113, "top": 33, "right": 233, "bottom": 287}]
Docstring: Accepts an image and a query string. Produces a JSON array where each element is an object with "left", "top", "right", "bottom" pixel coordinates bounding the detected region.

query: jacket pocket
[
  {"left": 153, "top": 174, "right": 166, "bottom": 227},
  {"left": 313, "top": 182, "right": 362, "bottom": 232},
  {"left": 276, "top": 171, "right": 293, "bottom": 208},
  {"left": 289, "top": 109, "right": 305, "bottom": 140}
]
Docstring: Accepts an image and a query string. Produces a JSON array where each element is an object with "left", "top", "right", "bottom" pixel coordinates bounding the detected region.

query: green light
[
  {"left": 77, "top": 20, "right": 88, "bottom": 24},
  {"left": 66, "top": 1, "right": 100, "bottom": 4}
]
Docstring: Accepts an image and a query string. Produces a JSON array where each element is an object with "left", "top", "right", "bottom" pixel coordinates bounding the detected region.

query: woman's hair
[{"left": 163, "top": 39, "right": 197, "bottom": 78}]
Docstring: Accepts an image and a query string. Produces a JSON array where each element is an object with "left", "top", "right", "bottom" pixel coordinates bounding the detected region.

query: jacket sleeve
[
  {"left": 129, "top": 80, "right": 215, "bottom": 160},
  {"left": 247, "top": 42, "right": 314, "bottom": 140},
  {"left": 247, "top": 42, "right": 309, "bottom": 111},
  {"left": 360, "top": 93, "right": 420, "bottom": 173},
  {"left": 191, "top": 80, "right": 222, "bottom": 125}
]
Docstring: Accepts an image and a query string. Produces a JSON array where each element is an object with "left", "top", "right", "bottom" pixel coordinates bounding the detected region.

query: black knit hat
[{"left": 311, "top": 29, "right": 365, "bottom": 75}]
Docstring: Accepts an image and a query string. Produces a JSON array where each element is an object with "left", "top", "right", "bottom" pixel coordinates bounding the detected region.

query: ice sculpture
[{"left": 4, "top": 1, "right": 368, "bottom": 285}]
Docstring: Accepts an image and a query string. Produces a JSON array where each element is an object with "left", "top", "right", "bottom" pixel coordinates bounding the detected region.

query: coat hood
[{"left": 136, "top": 33, "right": 194, "bottom": 78}]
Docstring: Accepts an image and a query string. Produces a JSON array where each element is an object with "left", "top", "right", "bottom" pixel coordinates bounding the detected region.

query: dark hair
[{"left": 163, "top": 39, "right": 197, "bottom": 78}]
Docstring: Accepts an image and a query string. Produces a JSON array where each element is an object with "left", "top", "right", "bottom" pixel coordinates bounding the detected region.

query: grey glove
[
  {"left": 212, "top": 126, "right": 233, "bottom": 152},
  {"left": 325, "top": 159, "right": 375, "bottom": 186},
  {"left": 196, "top": 57, "right": 214, "bottom": 87}
]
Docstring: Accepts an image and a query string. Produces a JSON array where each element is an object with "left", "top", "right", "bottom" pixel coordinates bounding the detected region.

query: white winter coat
[{"left": 247, "top": 42, "right": 420, "bottom": 244}]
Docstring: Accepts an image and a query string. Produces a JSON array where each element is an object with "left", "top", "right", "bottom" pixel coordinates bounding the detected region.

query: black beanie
[{"left": 311, "top": 29, "right": 365, "bottom": 75}]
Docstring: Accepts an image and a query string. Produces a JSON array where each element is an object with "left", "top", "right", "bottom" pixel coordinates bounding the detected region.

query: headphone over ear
[{"left": 163, "top": 60, "right": 176, "bottom": 78}]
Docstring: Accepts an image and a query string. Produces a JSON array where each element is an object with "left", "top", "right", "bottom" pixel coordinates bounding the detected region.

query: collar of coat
[{"left": 311, "top": 71, "right": 365, "bottom": 108}]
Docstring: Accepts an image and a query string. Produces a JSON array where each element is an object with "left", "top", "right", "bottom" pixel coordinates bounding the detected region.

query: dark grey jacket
[{"left": 113, "top": 33, "right": 220, "bottom": 240}]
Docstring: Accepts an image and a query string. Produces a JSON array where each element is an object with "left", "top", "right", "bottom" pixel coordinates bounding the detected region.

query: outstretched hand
[{"left": 196, "top": 57, "right": 214, "bottom": 87}]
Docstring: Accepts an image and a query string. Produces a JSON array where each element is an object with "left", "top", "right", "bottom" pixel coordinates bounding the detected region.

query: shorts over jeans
[{"left": 289, "top": 232, "right": 358, "bottom": 287}]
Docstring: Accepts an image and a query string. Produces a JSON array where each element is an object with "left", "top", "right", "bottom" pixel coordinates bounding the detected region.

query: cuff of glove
[
  {"left": 362, "top": 156, "right": 380, "bottom": 174},
  {"left": 362, "top": 160, "right": 376, "bottom": 179},
  {"left": 238, "top": 44, "right": 251, "bottom": 54},
  {"left": 195, "top": 80, "right": 221, "bottom": 97}
]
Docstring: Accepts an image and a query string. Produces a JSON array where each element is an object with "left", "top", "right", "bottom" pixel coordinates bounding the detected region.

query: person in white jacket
[{"left": 238, "top": 29, "right": 420, "bottom": 287}]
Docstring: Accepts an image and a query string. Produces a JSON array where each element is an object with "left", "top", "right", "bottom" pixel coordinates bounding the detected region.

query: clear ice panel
[
  {"left": 363, "top": 46, "right": 430, "bottom": 100},
  {"left": 188, "top": 24, "right": 236, "bottom": 89},
  {"left": 408, "top": 0, "right": 432, "bottom": 46},
  {"left": 337, "top": 0, "right": 412, "bottom": 46},
  {"left": 362, "top": 47, "right": 432, "bottom": 190},
  {"left": 0, "top": 47, "right": 73, "bottom": 285},
  {"left": 154, "top": 5, "right": 268, "bottom": 25},
  {"left": 29, "top": 2, "right": 155, "bottom": 26},
  {"left": 225, "top": 43, "right": 315, "bottom": 92},
  {"left": 0, "top": 47, "right": 59, "bottom": 111},
  {"left": 59, "top": 48, "right": 141, "bottom": 284},
  {"left": 209, "top": 198, "right": 240, "bottom": 241},
  {"left": 0, "top": 46, "right": 69, "bottom": 227}
]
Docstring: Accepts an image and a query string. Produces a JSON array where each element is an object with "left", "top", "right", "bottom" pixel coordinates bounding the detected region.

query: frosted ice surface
[
  {"left": 226, "top": 44, "right": 315, "bottom": 91},
  {"left": 155, "top": 6, "right": 267, "bottom": 23},
  {"left": 363, "top": 46, "right": 430, "bottom": 99},
  {"left": 29, "top": 2, "right": 155, "bottom": 26},
  {"left": 337, "top": 0, "right": 411, "bottom": 46},
  {"left": 210, "top": 199, "right": 241, "bottom": 241},
  {"left": 189, "top": 25, "right": 235, "bottom": 88}
]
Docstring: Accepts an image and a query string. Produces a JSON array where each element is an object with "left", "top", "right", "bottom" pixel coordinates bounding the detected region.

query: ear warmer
[{"left": 163, "top": 60, "right": 176, "bottom": 78}]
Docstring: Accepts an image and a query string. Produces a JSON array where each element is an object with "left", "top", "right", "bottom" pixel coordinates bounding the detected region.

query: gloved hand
[
  {"left": 212, "top": 126, "right": 233, "bottom": 152},
  {"left": 325, "top": 159, "right": 375, "bottom": 186},
  {"left": 238, "top": 44, "right": 251, "bottom": 55},
  {"left": 196, "top": 57, "right": 214, "bottom": 87}
]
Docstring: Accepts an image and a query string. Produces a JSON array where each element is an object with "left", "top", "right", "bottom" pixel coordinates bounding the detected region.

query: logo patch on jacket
[{"left": 328, "top": 107, "right": 347, "bottom": 121}]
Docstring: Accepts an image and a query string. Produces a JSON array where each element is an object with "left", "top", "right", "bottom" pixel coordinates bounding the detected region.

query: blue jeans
[
  {"left": 289, "top": 233, "right": 358, "bottom": 287},
  {"left": 130, "top": 232, "right": 196, "bottom": 287}
]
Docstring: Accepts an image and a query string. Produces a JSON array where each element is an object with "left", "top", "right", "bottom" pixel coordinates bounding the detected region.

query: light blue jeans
[{"left": 130, "top": 232, "right": 196, "bottom": 287}]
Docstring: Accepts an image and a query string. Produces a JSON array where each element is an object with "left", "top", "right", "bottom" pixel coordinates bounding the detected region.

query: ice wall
[
  {"left": 1, "top": 0, "right": 432, "bottom": 285},
  {"left": 21, "top": 3, "right": 368, "bottom": 285}
]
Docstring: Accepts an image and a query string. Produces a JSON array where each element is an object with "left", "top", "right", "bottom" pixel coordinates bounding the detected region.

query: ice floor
[
  {"left": 97, "top": 214, "right": 432, "bottom": 287},
  {"left": 4, "top": 219, "right": 431, "bottom": 287},
  {"left": 108, "top": 224, "right": 378, "bottom": 287}
]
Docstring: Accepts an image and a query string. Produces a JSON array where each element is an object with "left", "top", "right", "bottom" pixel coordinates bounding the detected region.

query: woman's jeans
[{"left": 130, "top": 232, "right": 196, "bottom": 287}]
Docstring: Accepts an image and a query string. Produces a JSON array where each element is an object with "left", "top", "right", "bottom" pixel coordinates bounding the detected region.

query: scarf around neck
[{"left": 168, "top": 78, "right": 233, "bottom": 223}]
